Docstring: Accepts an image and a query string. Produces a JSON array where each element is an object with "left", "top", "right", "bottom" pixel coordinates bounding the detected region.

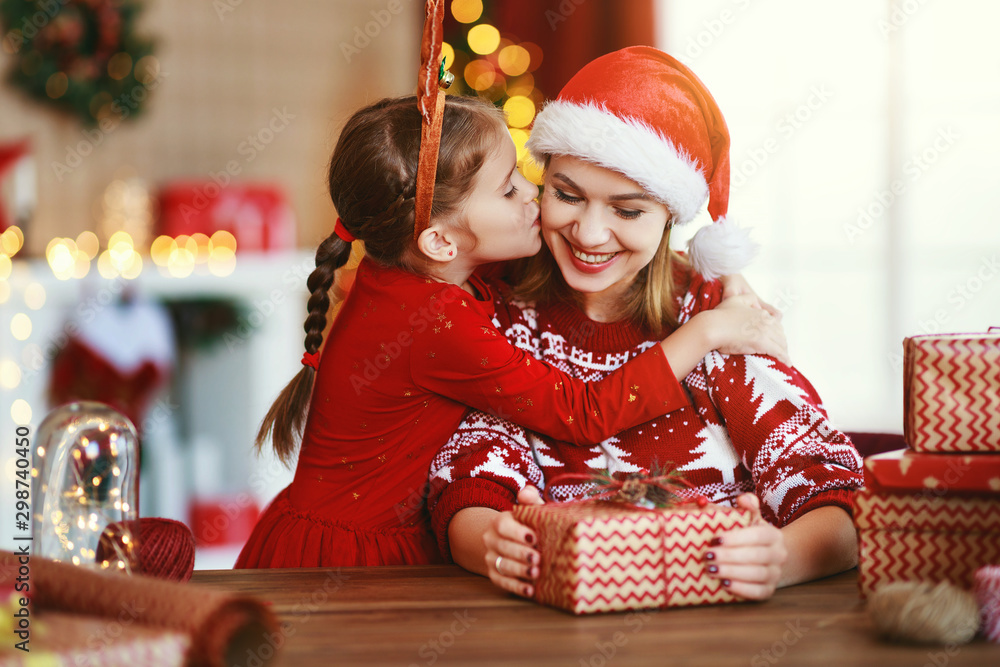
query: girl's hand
[
  {"left": 483, "top": 486, "right": 544, "bottom": 598},
  {"left": 704, "top": 493, "right": 787, "bottom": 600},
  {"left": 705, "top": 294, "right": 790, "bottom": 365},
  {"left": 720, "top": 273, "right": 782, "bottom": 319}
]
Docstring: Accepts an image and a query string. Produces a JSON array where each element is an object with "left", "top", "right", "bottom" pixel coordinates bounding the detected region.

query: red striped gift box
[
  {"left": 512, "top": 502, "right": 751, "bottom": 615},
  {"left": 854, "top": 488, "right": 1000, "bottom": 599},
  {"left": 903, "top": 333, "right": 1000, "bottom": 452}
]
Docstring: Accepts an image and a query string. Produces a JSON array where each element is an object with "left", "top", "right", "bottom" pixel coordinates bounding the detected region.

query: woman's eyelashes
[
  {"left": 614, "top": 208, "right": 642, "bottom": 220},
  {"left": 504, "top": 184, "right": 518, "bottom": 199},
  {"left": 552, "top": 188, "right": 644, "bottom": 220},
  {"left": 552, "top": 187, "right": 581, "bottom": 204}
]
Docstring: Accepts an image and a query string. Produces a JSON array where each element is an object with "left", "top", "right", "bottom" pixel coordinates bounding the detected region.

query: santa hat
[{"left": 526, "top": 46, "right": 756, "bottom": 279}]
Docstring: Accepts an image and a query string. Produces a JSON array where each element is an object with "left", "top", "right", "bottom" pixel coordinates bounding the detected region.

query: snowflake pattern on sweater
[{"left": 427, "top": 270, "right": 863, "bottom": 555}]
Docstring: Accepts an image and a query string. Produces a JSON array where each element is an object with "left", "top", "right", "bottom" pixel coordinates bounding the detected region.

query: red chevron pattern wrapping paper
[
  {"left": 903, "top": 333, "right": 1000, "bottom": 452},
  {"left": 864, "top": 449, "right": 1000, "bottom": 494},
  {"left": 854, "top": 488, "right": 1000, "bottom": 599},
  {"left": 975, "top": 565, "right": 1000, "bottom": 643},
  {"left": 512, "top": 502, "right": 752, "bottom": 614}
]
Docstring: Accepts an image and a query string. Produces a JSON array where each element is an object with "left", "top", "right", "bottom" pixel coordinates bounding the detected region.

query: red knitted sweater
[{"left": 428, "top": 268, "right": 864, "bottom": 557}]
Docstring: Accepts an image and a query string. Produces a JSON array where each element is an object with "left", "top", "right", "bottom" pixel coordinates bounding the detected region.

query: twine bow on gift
[{"left": 543, "top": 469, "right": 710, "bottom": 510}]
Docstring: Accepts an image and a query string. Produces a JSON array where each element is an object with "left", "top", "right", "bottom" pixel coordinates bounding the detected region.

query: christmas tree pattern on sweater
[{"left": 428, "top": 269, "right": 862, "bottom": 551}]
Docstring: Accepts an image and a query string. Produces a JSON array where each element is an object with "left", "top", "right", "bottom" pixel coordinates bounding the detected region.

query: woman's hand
[
  {"left": 704, "top": 493, "right": 787, "bottom": 601},
  {"left": 482, "top": 486, "right": 543, "bottom": 598},
  {"left": 703, "top": 294, "right": 790, "bottom": 364},
  {"left": 720, "top": 273, "right": 782, "bottom": 319}
]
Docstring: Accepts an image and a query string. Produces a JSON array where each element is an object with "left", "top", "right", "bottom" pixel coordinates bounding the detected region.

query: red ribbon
[
  {"left": 334, "top": 217, "right": 355, "bottom": 243},
  {"left": 301, "top": 351, "right": 320, "bottom": 371}
]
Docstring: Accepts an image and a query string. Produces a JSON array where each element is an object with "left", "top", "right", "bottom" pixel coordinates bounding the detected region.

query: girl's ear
[{"left": 416, "top": 224, "right": 460, "bottom": 262}]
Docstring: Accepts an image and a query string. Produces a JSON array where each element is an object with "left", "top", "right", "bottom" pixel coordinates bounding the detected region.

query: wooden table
[{"left": 192, "top": 566, "right": 999, "bottom": 667}]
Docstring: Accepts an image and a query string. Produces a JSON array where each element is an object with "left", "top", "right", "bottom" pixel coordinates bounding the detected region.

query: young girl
[{"left": 235, "top": 94, "right": 787, "bottom": 569}]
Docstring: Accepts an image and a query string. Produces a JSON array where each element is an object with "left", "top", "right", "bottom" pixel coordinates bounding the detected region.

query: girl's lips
[{"left": 564, "top": 238, "right": 622, "bottom": 275}]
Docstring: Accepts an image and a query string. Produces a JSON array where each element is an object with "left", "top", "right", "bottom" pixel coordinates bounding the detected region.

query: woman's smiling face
[{"left": 541, "top": 154, "right": 671, "bottom": 298}]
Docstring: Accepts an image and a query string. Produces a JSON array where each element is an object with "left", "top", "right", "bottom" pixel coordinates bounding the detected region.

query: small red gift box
[
  {"left": 903, "top": 333, "right": 1000, "bottom": 453},
  {"left": 512, "top": 501, "right": 751, "bottom": 615},
  {"left": 864, "top": 449, "right": 1000, "bottom": 495},
  {"left": 855, "top": 448, "right": 1000, "bottom": 599},
  {"left": 157, "top": 182, "right": 296, "bottom": 253}
]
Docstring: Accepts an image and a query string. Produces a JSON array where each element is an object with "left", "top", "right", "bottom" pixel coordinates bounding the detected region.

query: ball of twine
[
  {"left": 869, "top": 581, "right": 980, "bottom": 645},
  {"left": 96, "top": 517, "right": 196, "bottom": 582}
]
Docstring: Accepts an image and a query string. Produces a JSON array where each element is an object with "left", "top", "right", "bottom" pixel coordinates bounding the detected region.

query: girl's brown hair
[
  {"left": 513, "top": 218, "right": 690, "bottom": 338},
  {"left": 257, "top": 95, "right": 506, "bottom": 465}
]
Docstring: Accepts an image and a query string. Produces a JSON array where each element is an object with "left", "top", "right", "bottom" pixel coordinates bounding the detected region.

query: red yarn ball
[{"left": 96, "top": 517, "right": 196, "bottom": 582}]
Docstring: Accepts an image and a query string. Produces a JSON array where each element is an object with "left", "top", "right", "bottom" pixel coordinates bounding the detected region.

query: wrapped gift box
[
  {"left": 157, "top": 182, "right": 296, "bottom": 253},
  {"left": 512, "top": 501, "right": 751, "bottom": 615},
  {"left": 863, "top": 449, "right": 1000, "bottom": 495},
  {"left": 856, "top": 449, "right": 1000, "bottom": 598},
  {"left": 903, "top": 333, "right": 1000, "bottom": 452}
]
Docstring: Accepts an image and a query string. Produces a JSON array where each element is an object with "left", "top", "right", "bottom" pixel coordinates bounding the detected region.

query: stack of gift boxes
[{"left": 853, "top": 332, "right": 1000, "bottom": 640}]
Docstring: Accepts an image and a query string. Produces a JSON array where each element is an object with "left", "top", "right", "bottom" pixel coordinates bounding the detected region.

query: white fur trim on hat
[
  {"left": 527, "top": 100, "right": 708, "bottom": 225},
  {"left": 687, "top": 217, "right": 758, "bottom": 280}
]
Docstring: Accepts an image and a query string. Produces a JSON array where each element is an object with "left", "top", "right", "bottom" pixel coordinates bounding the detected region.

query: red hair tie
[
  {"left": 334, "top": 217, "right": 355, "bottom": 243},
  {"left": 301, "top": 351, "right": 321, "bottom": 371}
]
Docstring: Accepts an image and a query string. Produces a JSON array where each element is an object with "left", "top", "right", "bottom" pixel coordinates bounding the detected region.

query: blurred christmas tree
[{"left": 443, "top": 0, "right": 545, "bottom": 184}]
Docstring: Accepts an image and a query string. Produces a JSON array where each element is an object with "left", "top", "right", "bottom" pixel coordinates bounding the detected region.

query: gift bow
[{"left": 543, "top": 471, "right": 709, "bottom": 509}]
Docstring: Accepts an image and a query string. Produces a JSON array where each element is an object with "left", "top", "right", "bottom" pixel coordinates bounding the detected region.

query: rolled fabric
[
  {"left": 975, "top": 565, "right": 1000, "bottom": 642},
  {"left": 0, "top": 550, "right": 279, "bottom": 667}
]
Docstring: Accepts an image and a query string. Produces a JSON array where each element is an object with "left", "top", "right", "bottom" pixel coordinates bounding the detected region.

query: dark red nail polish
[
  {"left": 707, "top": 564, "right": 718, "bottom": 574},
  {"left": 525, "top": 533, "right": 535, "bottom": 544},
  {"left": 705, "top": 551, "right": 715, "bottom": 561},
  {"left": 709, "top": 537, "right": 723, "bottom": 547},
  {"left": 527, "top": 553, "right": 534, "bottom": 565},
  {"left": 722, "top": 579, "right": 731, "bottom": 588}
]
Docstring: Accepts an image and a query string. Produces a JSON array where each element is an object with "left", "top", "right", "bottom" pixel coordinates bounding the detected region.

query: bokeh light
[
  {"left": 23, "top": 283, "right": 46, "bottom": 310},
  {"left": 467, "top": 24, "right": 500, "bottom": 55},
  {"left": 76, "top": 231, "right": 100, "bottom": 260},
  {"left": 441, "top": 42, "right": 455, "bottom": 69},
  {"left": 504, "top": 95, "right": 536, "bottom": 128},
  {"left": 464, "top": 60, "right": 496, "bottom": 91},
  {"left": 0, "top": 255, "right": 10, "bottom": 280},
  {"left": 11, "top": 313, "right": 31, "bottom": 341},
  {"left": 451, "top": 0, "right": 483, "bottom": 24},
  {"left": 498, "top": 45, "right": 531, "bottom": 77},
  {"left": 11, "top": 399, "right": 31, "bottom": 425},
  {"left": 0, "top": 359, "right": 21, "bottom": 389}
]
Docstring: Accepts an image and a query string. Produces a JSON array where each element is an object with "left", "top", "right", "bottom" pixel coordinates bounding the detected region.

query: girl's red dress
[{"left": 235, "top": 258, "right": 687, "bottom": 568}]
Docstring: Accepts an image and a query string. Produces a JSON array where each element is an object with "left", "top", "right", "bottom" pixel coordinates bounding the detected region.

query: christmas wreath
[{"left": 0, "top": 0, "right": 156, "bottom": 126}]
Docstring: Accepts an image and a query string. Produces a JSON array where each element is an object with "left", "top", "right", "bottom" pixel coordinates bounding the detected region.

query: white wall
[{"left": 659, "top": 0, "right": 1000, "bottom": 433}]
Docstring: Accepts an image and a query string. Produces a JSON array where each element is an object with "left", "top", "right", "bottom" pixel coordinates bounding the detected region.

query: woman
[{"left": 426, "top": 47, "right": 863, "bottom": 601}]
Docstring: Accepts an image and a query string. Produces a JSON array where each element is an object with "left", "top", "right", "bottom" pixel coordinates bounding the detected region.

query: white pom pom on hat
[{"left": 526, "top": 46, "right": 757, "bottom": 278}]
